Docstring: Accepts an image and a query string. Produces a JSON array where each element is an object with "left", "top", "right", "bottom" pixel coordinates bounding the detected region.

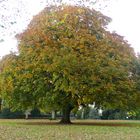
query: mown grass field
[{"left": 0, "top": 119, "right": 140, "bottom": 140}]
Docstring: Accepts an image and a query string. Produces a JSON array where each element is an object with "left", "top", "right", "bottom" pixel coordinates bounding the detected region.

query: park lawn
[{"left": 0, "top": 119, "right": 140, "bottom": 140}]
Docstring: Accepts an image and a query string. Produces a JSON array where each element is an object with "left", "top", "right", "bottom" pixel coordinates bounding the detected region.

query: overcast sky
[{"left": 0, "top": 0, "right": 140, "bottom": 58}]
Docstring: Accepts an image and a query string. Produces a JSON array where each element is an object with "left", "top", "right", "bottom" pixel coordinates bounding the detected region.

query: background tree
[{"left": 0, "top": 5, "right": 137, "bottom": 123}]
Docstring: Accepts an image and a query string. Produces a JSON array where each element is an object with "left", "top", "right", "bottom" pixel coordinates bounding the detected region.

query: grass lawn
[{"left": 0, "top": 119, "right": 140, "bottom": 140}]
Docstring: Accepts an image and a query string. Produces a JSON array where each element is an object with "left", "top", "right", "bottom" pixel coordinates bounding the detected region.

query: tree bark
[{"left": 60, "top": 104, "right": 73, "bottom": 124}]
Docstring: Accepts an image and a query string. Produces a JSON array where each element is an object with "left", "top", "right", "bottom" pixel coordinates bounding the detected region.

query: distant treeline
[{"left": 1, "top": 107, "right": 140, "bottom": 120}]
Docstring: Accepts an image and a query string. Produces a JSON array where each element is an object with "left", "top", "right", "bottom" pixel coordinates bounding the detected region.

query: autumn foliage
[{"left": 0, "top": 6, "right": 138, "bottom": 123}]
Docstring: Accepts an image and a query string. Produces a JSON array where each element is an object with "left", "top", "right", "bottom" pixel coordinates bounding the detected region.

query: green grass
[{"left": 0, "top": 119, "right": 140, "bottom": 140}]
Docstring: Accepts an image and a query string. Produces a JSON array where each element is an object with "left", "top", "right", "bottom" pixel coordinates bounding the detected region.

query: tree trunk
[
  {"left": 51, "top": 110, "right": 56, "bottom": 120},
  {"left": 60, "top": 104, "right": 73, "bottom": 124},
  {"left": 25, "top": 113, "right": 29, "bottom": 119},
  {"left": 81, "top": 108, "right": 85, "bottom": 119},
  {"left": 0, "top": 99, "right": 2, "bottom": 112}
]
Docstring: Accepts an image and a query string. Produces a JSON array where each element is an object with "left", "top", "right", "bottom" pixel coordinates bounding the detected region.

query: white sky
[
  {"left": 106, "top": 0, "right": 140, "bottom": 53},
  {"left": 0, "top": 0, "right": 140, "bottom": 58}
]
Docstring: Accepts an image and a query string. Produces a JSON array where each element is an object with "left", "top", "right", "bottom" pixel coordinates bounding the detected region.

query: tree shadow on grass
[
  {"left": 18, "top": 120, "right": 140, "bottom": 127},
  {"left": 72, "top": 122, "right": 137, "bottom": 127}
]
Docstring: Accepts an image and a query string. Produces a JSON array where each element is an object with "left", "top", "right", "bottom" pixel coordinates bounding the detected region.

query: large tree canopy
[{"left": 0, "top": 5, "right": 138, "bottom": 123}]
